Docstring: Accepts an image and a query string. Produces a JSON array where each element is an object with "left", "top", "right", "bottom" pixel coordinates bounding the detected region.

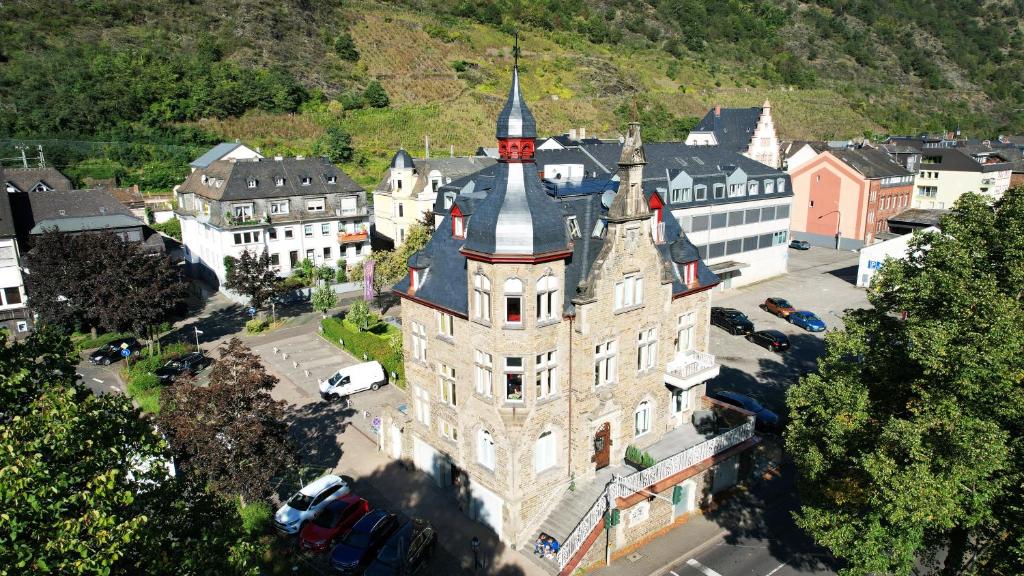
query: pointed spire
[
  {"left": 618, "top": 113, "right": 646, "bottom": 167},
  {"left": 607, "top": 120, "right": 649, "bottom": 223},
  {"left": 496, "top": 33, "right": 536, "bottom": 140}
]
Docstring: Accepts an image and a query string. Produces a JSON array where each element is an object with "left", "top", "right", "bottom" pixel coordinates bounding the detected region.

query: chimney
[
  {"left": 579, "top": 127, "right": 586, "bottom": 140},
  {"left": 569, "top": 128, "right": 577, "bottom": 140},
  {"left": 714, "top": 104, "right": 722, "bottom": 117},
  {"left": 425, "top": 135, "right": 430, "bottom": 159}
]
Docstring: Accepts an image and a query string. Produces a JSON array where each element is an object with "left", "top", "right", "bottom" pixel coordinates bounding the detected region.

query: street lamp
[
  {"left": 818, "top": 209, "right": 842, "bottom": 250},
  {"left": 470, "top": 536, "right": 480, "bottom": 573}
]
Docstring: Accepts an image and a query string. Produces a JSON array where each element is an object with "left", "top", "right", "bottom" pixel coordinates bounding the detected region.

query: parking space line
[
  {"left": 686, "top": 559, "right": 724, "bottom": 576},
  {"left": 92, "top": 378, "right": 104, "bottom": 384},
  {"left": 765, "top": 562, "right": 787, "bottom": 576}
]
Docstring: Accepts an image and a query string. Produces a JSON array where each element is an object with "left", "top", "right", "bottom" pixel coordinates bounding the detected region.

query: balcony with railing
[
  {"left": 338, "top": 226, "right": 369, "bottom": 244},
  {"left": 665, "top": 350, "right": 719, "bottom": 389}
]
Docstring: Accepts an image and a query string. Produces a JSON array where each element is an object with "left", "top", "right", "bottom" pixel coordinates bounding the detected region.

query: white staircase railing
[{"left": 555, "top": 418, "right": 755, "bottom": 572}]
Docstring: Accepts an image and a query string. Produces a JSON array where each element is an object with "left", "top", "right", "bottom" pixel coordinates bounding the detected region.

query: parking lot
[{"left": 707, "top": 246, "right": 869, "bottom": 415}]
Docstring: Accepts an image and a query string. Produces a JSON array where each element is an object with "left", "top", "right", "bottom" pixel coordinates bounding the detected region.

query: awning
[{"left": 708, "top": 261, "right": 750, "bottom": 275}]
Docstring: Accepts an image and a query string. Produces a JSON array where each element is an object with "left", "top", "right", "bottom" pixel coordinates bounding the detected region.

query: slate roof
[
  {"left": 27, "top": 189, "right": 144, "bottom": 234},
  {"left": 917, "top": 148, "right": 1012, "bottom": 173},
  {"left": 376, "top": 155, "right": 496, "bottom": 195},
  {"left": 888, "top": 208, "right": 948, "bottom": 227},
  {"left": 495, "top": 66, "right": 536, "bottom": 139},
  {"left": 390, "top": 148, "right": 414, "bottom": 170},
  {"left": 828, "top": 149, "right": 912, "bottom": 179},
  {"left": 2, "top": 167, "right": 73, "bottom": 193},
  {"left": 0, "top": 189, "right": 16, "bottom": 238},
  {"left": 177, "top": 157, "right": 362, "bottom": 201},
  {"left": 691, "top": 107, "right": 763, "bottom": 152},
  {"left": 190, "top": 142, "right": 246, "bottom": 169}
]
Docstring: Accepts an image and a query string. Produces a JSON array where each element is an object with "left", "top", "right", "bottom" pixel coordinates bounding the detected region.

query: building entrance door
[{"left": 593, "top": 423, "right": 611, "bottom": 470}]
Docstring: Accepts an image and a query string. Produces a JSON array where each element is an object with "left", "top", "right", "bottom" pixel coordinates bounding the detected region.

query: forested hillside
[{"left": 1, "top": 0, "right": 1022, "bottom": 189}]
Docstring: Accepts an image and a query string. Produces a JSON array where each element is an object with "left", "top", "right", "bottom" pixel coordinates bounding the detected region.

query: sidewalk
[{"left": 335, "top": 424, "right": 548, "bottom": 576}]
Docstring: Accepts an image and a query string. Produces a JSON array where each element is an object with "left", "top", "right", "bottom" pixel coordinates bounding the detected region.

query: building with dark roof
[
  {"left": 379, "top": 56, "right": 757, "bottom": 576},
  {"left": 3, "top": 166, "right": 73, "bottom": 193},
  {"left": 175, "top": 156, "right": 369, "bottom": 289},
  {"left": 0, "top": 187, "right": 30, "bottom": 337},
  {"left": 910, "top": 147, "right": 1013, "bottom": 209},
  {"left": 373, "top": 147, "right": 494, "bottom": 248},
  {"left": 789, "top": 148, "right": 914, "bottom": 248},
  {"left": 685, "top": 101, "right": 781, "bottom": 168}
]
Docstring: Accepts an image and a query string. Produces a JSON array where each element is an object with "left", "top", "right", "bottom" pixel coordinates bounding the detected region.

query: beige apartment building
[{"left": 380, "top": 60, "right": 759, "bottom": 575}]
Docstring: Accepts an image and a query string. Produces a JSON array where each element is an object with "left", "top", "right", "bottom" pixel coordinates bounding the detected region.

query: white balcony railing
[
  {"left": 555, "top": 417, "right": 754, "bottom": 573},
  {"left": 666, "top": 350, "right": 718, "bottom": 385}
]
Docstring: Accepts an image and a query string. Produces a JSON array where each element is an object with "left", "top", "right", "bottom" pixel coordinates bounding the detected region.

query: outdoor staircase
[{"left": 525, "top": 465, "right": 631, "bottom": 574}]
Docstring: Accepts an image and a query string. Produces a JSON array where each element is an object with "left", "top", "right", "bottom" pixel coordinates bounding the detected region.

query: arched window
[
  {"left": 473, "top": 272, "right": 491, "bottom": 322},
  {"left": 504, "top": 278, "right": 523, "bottom": 325},
  {"left": 776, "top": 178, "right": 786, "bottom": 193},
  {"left": 634, "top": 401, "right": 652, "bottom": 437},
  {"left": 535, "top": 274, "right": 559, "bottom": 322},
  {"left": 534, "top": 430, "right": 556, "bottom": 473},
  {"left": 478, "top": 429, "right": 495, "bottom": 470}
]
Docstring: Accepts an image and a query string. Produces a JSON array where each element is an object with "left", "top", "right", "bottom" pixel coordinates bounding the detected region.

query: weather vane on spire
[{"left": 513, "top": 31, "right": 520, "bottom": 67}]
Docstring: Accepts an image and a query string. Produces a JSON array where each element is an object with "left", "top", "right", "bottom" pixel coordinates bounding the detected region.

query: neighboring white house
[
  {"left": 175, "top": 155, "right": 371, "bottom": 290},
  {"left": 189, "top": 141, "right": 262, "bottom": 172},
  {"left": 856, "top": 226, "right": 938, "bottom": 287}
]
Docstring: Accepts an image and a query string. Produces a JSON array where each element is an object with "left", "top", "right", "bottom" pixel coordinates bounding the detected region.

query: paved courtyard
[{"left": 706, "top": 246, "right": 868, "bottom": 415}]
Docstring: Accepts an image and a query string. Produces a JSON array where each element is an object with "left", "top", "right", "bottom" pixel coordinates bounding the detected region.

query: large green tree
[
  {"left": 223, "top": 249, "right": 280, "bottom": 310},
  {"left": 786, "top": 189, "right": 1024, "bottom": 576},
  {"left": 0, "top": 330, "right": 260, "bottom": 575}
]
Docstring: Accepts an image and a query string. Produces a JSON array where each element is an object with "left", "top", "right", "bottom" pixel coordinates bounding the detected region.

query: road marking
[
  {"left": 766, "top": 562, "right": 787, "bottom": 576},
  {"left": 686, "top": 559, "right": 724, "bottom": 576},
  {"left": 669, "top": 571, "right": 681, "bottom": 576},
  {"left": 108, "top": 385, "right": 119, "bottom": 392},
  {"left": 92, "top": 378, "right": 104, "bottom": 384}
]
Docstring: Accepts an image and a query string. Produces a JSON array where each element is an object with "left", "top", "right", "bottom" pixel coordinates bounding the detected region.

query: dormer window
[
  {"left": 682, "top": 261, "right": 697, "bottom": 286},
  {"left": 275, "top": 177, "right": 285, "bottom": 187},
  {"left": 306, "top": 198, "right": 325, "bottom": 212},
  {"left": 451, "top": 205, "right": 466, "bottom": 239},
  {"left": 201, "top": 175, "right": 209, "bottom": 185},
  {"left": 327, "top": 175, "right": 337, "bottom": 184},
  {"left": 247, "top": 178, "right": 257, "bottom": 189},
  {"left": 270, "top": 200, "right": 289, "bottom": 215},
  {"left": 410, "top": 267, "right": 428, "bottom": 290},
  {"left": 443, "top": 192, "right": 456, "bottom": 210},
  {"left": 565, "top": 216, "right": 581, "bottom": 239},
  {"left": 301, "top": 177, "right": 312, "bottom": 186}
]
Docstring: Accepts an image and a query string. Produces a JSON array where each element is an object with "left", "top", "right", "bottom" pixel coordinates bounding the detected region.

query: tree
[
  {"left": 312, "top": 285, "right": 337, "bottom": 316},
  {"left": 363, "top": 80, "right": 390, "bottom": 108},
  {"left": 0, "top": 330, "right": 260, "bottom": 575},
  {"left": 158, "top": 338, "right": 296, "bottom": 504},
  {"left": 346, "top": 299, "right": 373, "bottom": 330},
  {"left": 786, "top": 189, "right": 1024, "bottom": 576},
  {"left": 365, "top": 222, "right": 432, "bottom": 304},
  {"left": 319, "top": 126, "right": 354, "bottom": 163},
  {"left": 333, "top": 32, "right": 359, "bottom": 61},
  {"left": 224, "top": 249, "right": 280, "bottom": 310},
  {"left": 23, "top": 231, "right": 186, "bottom": 334}
]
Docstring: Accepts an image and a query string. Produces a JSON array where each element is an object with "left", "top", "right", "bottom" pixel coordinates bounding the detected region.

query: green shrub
[
  {"left": 280, "top": 276, "right": 306, "bottom": 291},
  {"left": 129, "top": 372, "right": 161, "bottom": 393},
  {"left": 641, "top": 452, "right": 656, "bottom": 469},
  {"left": 151, "top": 217, "right": 181, "bottom": 240},
  {"left": 321, "top": 317, "right": 405, "bottom": 388},
  {"left": 345, "top": 300, "right": 373, "bottom": 330},
  {"left": 133, "top": 388, "right": 162, "bottom": 414},
  {"left": 238, "top": 500, "right": 272, "bottom": 536},
  {"left": 72, "top": 331, "right": 134, "bottom": 352},
  {"left": 246, "top": 318, "right": 270, "bottom": 333}
]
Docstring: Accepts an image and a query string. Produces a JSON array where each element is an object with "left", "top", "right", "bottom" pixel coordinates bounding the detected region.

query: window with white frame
[
  {"left": 713, "top": 184, "right": 725, "bottom": 199},
  {"left": 637, "top": 327, "right": 657, "bottom": 372},
  {"left": 504, "top": 278, "right": 523, "bottom": 325},
  {"left": 413, "top": 386, "right": 430, "bottom": 427},
  {"left": 566, "top": 216, "right": 581, "bottom": 239},
  {"left": 634, "top": 401, "right": 652, "bottom": 437},
  {"left": 246, "top": 178, "right": 257, "bottom": 189},
  {"left": 438, "top": 363, "right": 456, "bottom": 406},
  {"left": 594, "top": 340, "right": 616, "bottom": 387},
  {"left": 323, "top": 246, "right": 331, "bottom": 259},
  {"left": 327, "top": 175, "right": 337, "bottom": 184},
  {"left": 275, "top": 177, "right": 285, "bottom": 187},
  {"left": 682, "top": 187, "right": 693, "bottom": 202},
  {"left": 306, "top": 248, "right": 314, "bottom": 261},
  {"left": 764, "top": 180, "right": 774, "bottom": 194},
  {"left": 284, "top": 227, "right": 294, "bottom": 239},
  {"left": 676, "top": 312, "right": 695, "bottom": 353},
  {"left": 672, "top": 388, "right": 690, "bottom": 414},
  {"left": 695, "top": 185, "right": 707, "bottom": 201},
  {"left": 15, "top": 320, "right": 28, "bottom": 333},
  {"left": 614, "top": 274, "right": 644, "bottom": 311},
  {"left": 535, "top": 274, "right": 558, "bottom": 322},
  {"left": 304, "top": 224, "right": 314, "bottom": 238},
  {"left": 728, "top": 183, "right": 744, "bottom": 198},
  {"left": 306, "top": 198, "right": 326, "bottom": 212},
  {"left": 301, "top": 176, "right": 312, "bottom": 186},
  {"left": 232, "top": 203, "right": 254, "bottom": 219},
  {"left": 270, "top": 200, "right": 289, "bottom": 214},
  {"left": 232, "top": 231, "right": 261, "bottom": 245},
  {"left": 474, "top": 350, "right": 493, "bottom": 396},
  {"left": 534, "top": 430, "right": 556, "bottom": 473},
  {"left": 440, "top": 420, "right": 458, "bottom": 442},
  {"left": 473, "top": 273, "right": 491, "bottom": 322},
  {"left": 478, "top": 430, "right": 495, "bottom": 470},
  {"left": 535, "top": 351, "right": 557, "bottom": 399},
  {"left": 748, "top": 181, "right": 759, "bottom": 195},
  {"left": 669, "top": 188, "right": 682, "bottom": 203},
  {"left": 505, "top": 356, "right": 524, "bottom": 401},
  {"left": 437, "top": 311, "right": 454, "bottom": 338},
  {"left": 776, "top": 178, "right": 786, "bottom": 193},
  {"left": 411, "top": 321, "right": 427, "bottom": 362},
  {"left": 320, "top": 222, "right": 330, "bottom": 236},
  {"left": 443, "top": 192, "right": 456, "bottom": 209}
]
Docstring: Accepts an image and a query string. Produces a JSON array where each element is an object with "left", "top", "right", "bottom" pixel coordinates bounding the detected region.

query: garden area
[
  {"left": 121, "top": 341, "right": 195, "bottom": 413},
  {"left": 321, "top": 301, "right": 405, "bottom": 389}
]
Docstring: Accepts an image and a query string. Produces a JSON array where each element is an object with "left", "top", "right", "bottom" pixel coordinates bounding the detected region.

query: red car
[{"left": 299, "top": 494, "right": 370, "bottom": 553}]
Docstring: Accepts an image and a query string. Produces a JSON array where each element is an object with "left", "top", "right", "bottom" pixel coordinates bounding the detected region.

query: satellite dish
[{"left": 601, "top": 188, "right": 615, "bottom": 210}]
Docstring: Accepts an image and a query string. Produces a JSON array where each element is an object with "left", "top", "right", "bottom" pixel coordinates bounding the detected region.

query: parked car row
[
  {"left": 88, "top": 337, "right": 141, "bottom": 365},
  {"left": 275, "top": 474, "right": 437, "bottom": 574},
  {"left": 712, "top": 297, "right": 827, "bottom": 353}
]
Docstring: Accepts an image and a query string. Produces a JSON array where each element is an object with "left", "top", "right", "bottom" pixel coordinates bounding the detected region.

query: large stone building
[
  {"left": 176, "top": 155, "right": 370, "bottom": 289},
  {"left": 685, "top": 102, "right": 781, "bottom": 169},
  {"left": 382, "top": 63, "right": 758, "bottom": 576},
  {"left": 372, "top": 149, "right": 494, "bottom": 247}
]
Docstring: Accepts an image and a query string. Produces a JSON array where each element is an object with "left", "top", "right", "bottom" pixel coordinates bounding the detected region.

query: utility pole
[
  {"left": 14, "top": 145, "right": 28, "bottom": 168},
  {"left": 36, "top": 145, "right": 46, "bottom": 168}
]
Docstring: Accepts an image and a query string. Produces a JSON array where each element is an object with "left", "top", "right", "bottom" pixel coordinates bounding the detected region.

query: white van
[{"left": 318, "top": 360, "right": 387, "bottom": 401}]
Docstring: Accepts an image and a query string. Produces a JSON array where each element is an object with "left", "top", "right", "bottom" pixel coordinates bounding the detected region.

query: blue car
[
  {"left": 331, "top": 510, "right": 400, "bottom": 574},
  {"left": 788, "top": 310, "right": 826, "bottom": 332}
]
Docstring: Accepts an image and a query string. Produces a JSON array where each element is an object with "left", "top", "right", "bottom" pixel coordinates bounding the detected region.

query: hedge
[{"left": 321, "top": 317, "right": 405, "bottom": 389}]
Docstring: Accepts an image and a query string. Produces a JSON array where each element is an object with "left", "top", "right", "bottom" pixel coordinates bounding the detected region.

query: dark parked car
[
  {"left": 300, "top": 494, "right": 370, "bottom": 553},
  {"left": 762, "top": 297, "right": 796, "bottom": 318},
  {"left": 89, "top": 338, "right": 140, "bottom": 365},
  {"left": 154, "top": 352, "right": 210, "bottom": 384},
  {"left": 746, "top": 329, "right": 791, "bottom": 352},
  {"left": 708, "top": 390, "right": 780, "bottom": 430},
  {"left": 711, "top": 307, "right": 754, "bottom": 335},
  {"left": 331, "top": 510, "right": 400, "bottom": 574},
  {"left": 364, "top": 518, "right": 437, "bottom": 576},
  {"left": 789, "top": 239, "right": 811, "bottom": 250}
]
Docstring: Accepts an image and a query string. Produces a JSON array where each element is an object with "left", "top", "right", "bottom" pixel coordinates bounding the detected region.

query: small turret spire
[{"left": 607, "top": 119, "right": 649, "bottom": 222}]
